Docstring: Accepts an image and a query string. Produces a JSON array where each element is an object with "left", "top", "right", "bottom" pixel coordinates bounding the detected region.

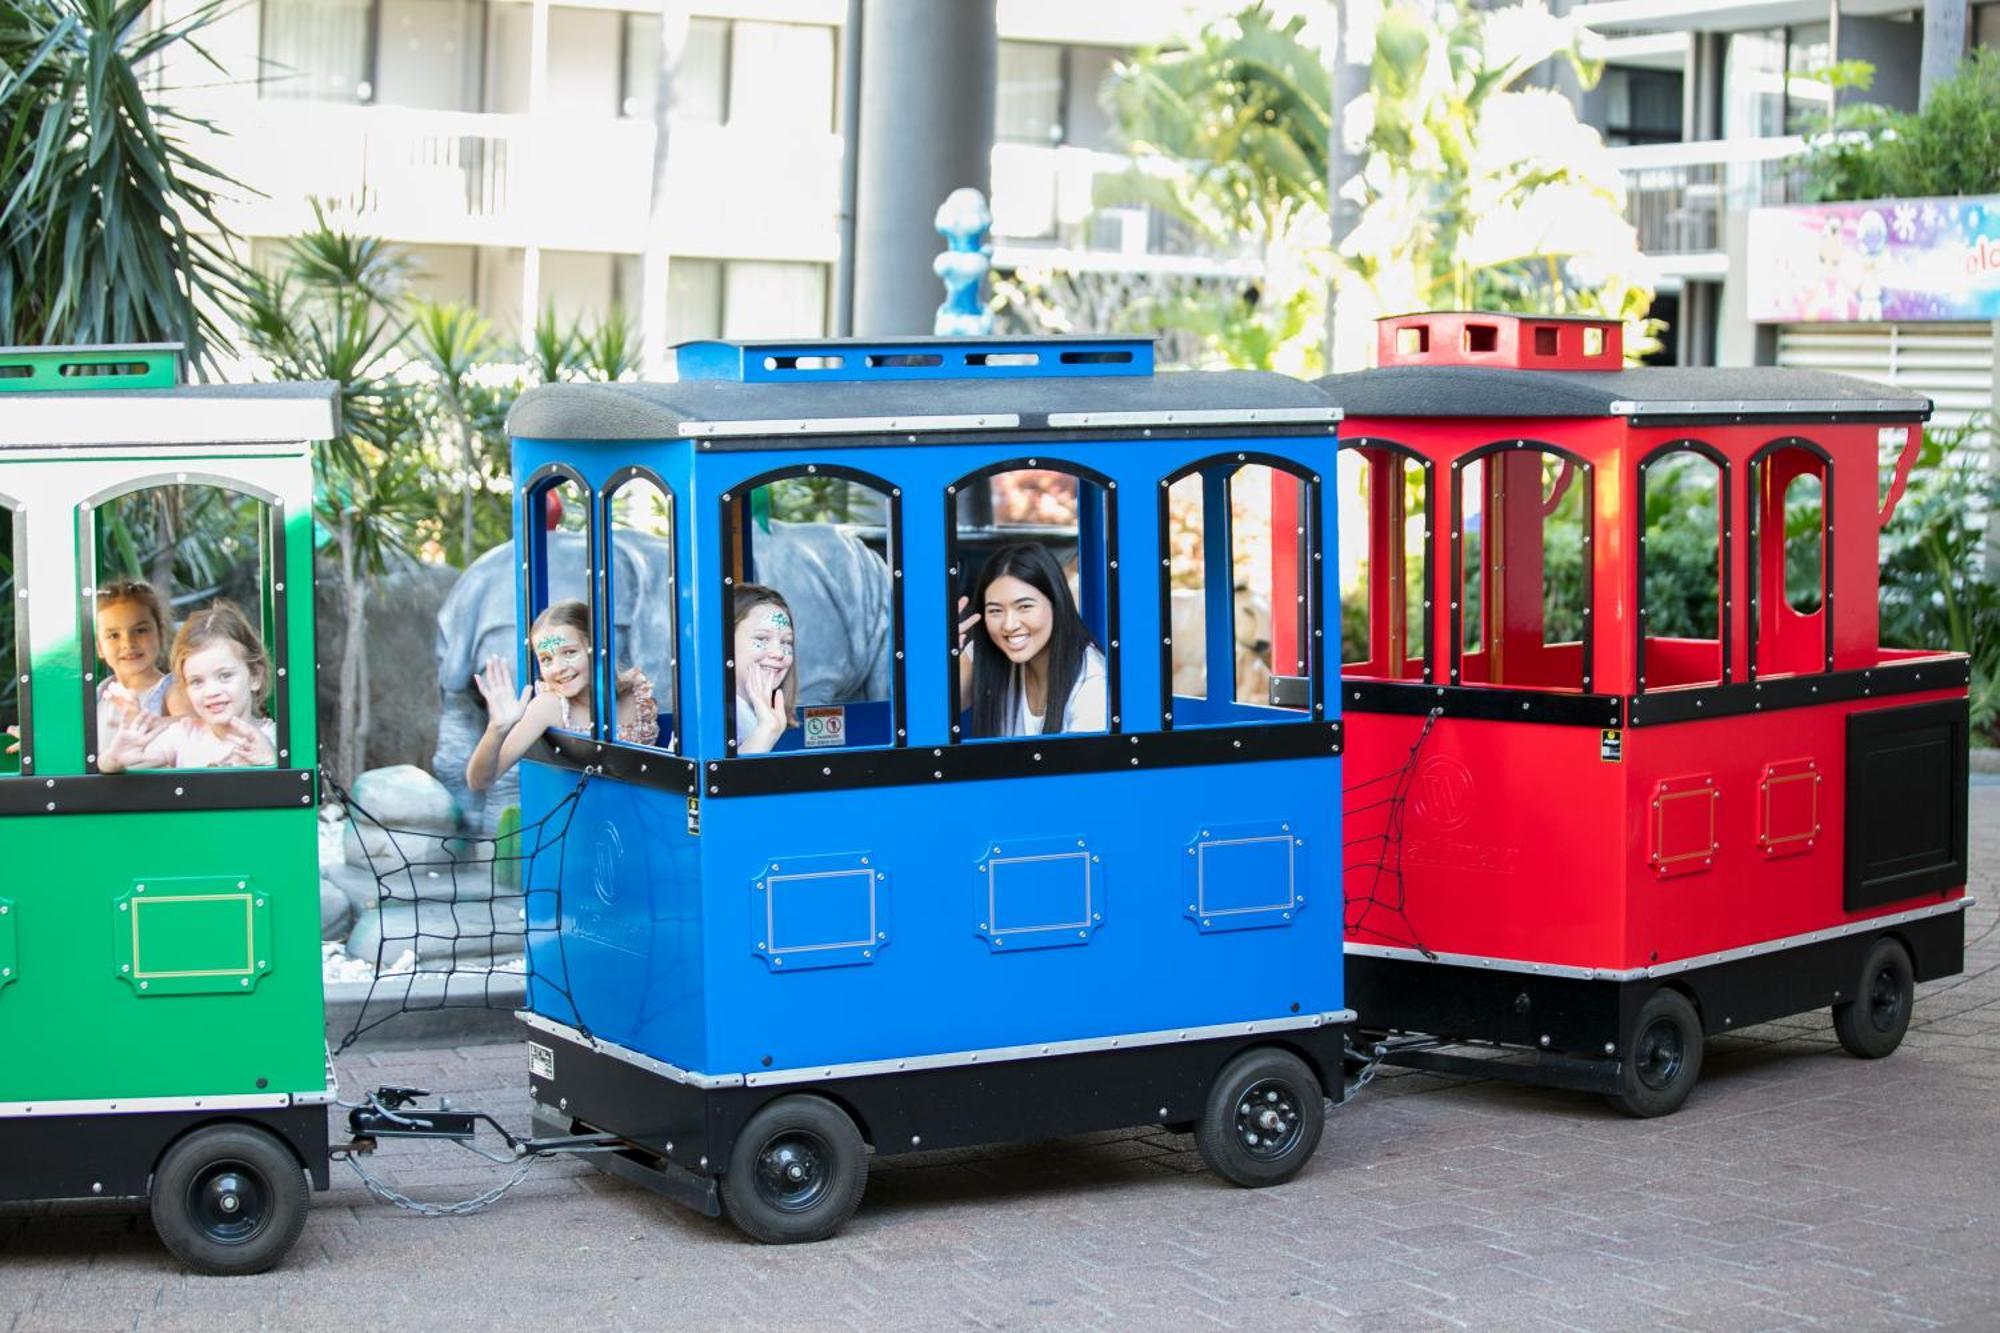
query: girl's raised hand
[
  {"left": 957, "top": 595, "right": 980, "bottom": 654},
  {"left": 3, "top": 723, "right": 17, "bottom": 756},
  {"left": 223, "top": 716, "right": 277, "bottom": 767},
  {"left": 743, "top": 665, "right": 787, "bottom": 751},
  {"left": 474, "top": 655, "right": 532, "bottom": 733},
  {"left": 99, "top": 709, "right": 168, "bottom": 771}
]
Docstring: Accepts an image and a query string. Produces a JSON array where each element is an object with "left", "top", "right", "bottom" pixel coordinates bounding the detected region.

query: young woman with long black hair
[{"left": 955, "top": 541, "right": 1107, "bottom": 738}]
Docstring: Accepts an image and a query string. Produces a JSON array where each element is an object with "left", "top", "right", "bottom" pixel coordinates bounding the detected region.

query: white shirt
[{"left": 1007, "top": 645, "right": 1108, "bottom": 737}]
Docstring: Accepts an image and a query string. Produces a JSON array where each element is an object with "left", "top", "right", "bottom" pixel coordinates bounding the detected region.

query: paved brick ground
[{"left": 8, "top": 787, "right": 2000, "bottom": 1330}]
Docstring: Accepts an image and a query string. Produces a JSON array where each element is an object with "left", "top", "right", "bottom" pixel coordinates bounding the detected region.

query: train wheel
[
  {"left": 720, "top": 1095, "right": 867, "bottom": 1244},
  {"left": 1196, "top": 1047, "right": 1325, "bottom": 1188},
  {"left": 1833, "top": 937, "right": 1914, "bottom": 1060},
  {"left": 1608, "top": 989, "right": 1704, "bottom": 1119},
  {"left": 149, "top": 1124, "right": 310, "bottom": 1276}
]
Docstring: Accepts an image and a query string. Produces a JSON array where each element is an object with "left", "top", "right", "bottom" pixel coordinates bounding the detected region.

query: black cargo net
[
  {"left": 323, "top": 768, "right": 592, "bottom": 1053},
  {"left": 1342, "top": 708, "right": 1441, "bottom": 959}
]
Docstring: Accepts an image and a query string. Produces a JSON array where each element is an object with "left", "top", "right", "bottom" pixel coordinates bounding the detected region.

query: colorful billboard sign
[{"left": 1747, "top": 194, "right": 2000, "bottom": 323}]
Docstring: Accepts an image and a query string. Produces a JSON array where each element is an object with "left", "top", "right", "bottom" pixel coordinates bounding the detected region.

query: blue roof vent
[{"left": 673, "top": 337, "right": 1154, "bottom": 384}]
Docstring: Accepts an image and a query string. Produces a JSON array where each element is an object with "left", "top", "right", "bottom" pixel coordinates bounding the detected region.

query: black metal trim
[
  {"left": 1634, "top": 440, "right": 1733, "bottom": 694},
  {"left": 1623, "top": 655, "right": 1970, "bottom": 727},
  {"left": 2, "top": 494, "right": 30, "bottom": 778},
  {"left": 0, "top": 1102, "right": 331, "bottom": 1204},
  {"left": 1447, "top": 439, "right": 1596, "bottom": 693},
  {"left": 690, "top": 420, "right": 1342, "bottom": 453},
  {"left": 540, "top": 730, "right": 701, "bottom": 795},
  {"left": 596, "top": 465, "right": 681, "bottom": 756},
  {"left": 1155, "top": 451, "right": 1323, "bottom": 729},
  {"left": 74, "top": 473, "right": 293, "bottom": 777},
  {"left": 1342, "top": 678, "right": 1623, "bottom": 727},
  {"left": 1746, "top": 437, "right": 1834, "bottom": 682},
  {"left": 521, "top": 462, "right": 596, "bottom": 738},
  {"left": 1338, "top": 437, "right": 1436, "bottom": 686},
  {"left": 719, "top": 464, "right": 905, "bottom": 756},
  {"left": 0, "top": 767, "right": 318, "bottom": 816},
  {"left": 947, "top": 456, "right": 1121, "bottom": 741},
  {"left": 698, "top": 719, "right": 1341, "bottom": 797},
  {"left": 1627, "top": 410, "right": 1925, "bottom": 429}
]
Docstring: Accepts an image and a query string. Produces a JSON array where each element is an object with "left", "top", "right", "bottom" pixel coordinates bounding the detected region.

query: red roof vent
[{"left": 1376, "top": 312, "right": 1621, "bottom": 371}]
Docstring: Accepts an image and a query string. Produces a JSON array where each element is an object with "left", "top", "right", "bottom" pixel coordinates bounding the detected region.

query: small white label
[
  {"left": 803, "top": 705, "right": 847, "bottom": 749},
  {"left": 528, "top": 1042, "right": 554, "bottom": 1080}
]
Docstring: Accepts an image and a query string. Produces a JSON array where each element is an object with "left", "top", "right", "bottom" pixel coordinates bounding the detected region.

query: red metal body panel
[{"left": 1338, "top": 314, "right": 1967, "bottom": 983}]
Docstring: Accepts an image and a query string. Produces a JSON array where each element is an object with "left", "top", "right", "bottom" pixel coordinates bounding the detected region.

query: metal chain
[{"left": 339, "top": 1148, "right": 540, "bottom": 1218}]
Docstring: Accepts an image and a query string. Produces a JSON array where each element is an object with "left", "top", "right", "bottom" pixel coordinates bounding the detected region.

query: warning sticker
[
  {"left": 685, "top": 796, "right": 700, "bottom": 836},
  {"left": 1600, "top": 728, "right": 1623, "bottom": 762},
  {"left": 528, "top": 1042, "right": 554, "bottom": 1080},
  {"left": 803, "top": 705, "right": 847, "bottom": 749}
]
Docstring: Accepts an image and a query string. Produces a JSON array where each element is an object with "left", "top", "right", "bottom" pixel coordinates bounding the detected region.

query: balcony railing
[
  {"left": 201, "top": 104, "right": 842, "bottom": 259},
  {"left": 988, "top": 142, "right": 1254, "bottom": 272},
  {"left": 1609, "top": 136, "right": 1810, "bottom": 256}
]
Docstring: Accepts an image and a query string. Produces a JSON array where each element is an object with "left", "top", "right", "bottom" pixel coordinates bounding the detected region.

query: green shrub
[{"left": 1803, "top": 49, "right": 2000, "bottom": 201}]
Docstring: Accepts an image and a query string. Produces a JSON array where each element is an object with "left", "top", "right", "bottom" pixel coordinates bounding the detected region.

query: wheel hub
[
  {"left": 1868, "top": 965, "right": 1907, "bottom": 1031},
  {"left": 755, "top": 1131, "right": 833, "bottom": 1214},
  {"left": 1635, "top": 1017, "right": 1685, "bottom": 1091},
  {"left": 188, "top": 1163, "right": 269, "bottom": 1245},
  {"left": 1233, "top": 1081, "right": 1302, "bottom": 1159}
]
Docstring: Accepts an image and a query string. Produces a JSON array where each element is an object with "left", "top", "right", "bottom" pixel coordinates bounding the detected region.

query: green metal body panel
[
  {"left": 0, "top": 418, "right": 326, "bottom": 1108},
  {"left": 0, "top": 345, "right": 182, "bottom": 394}
]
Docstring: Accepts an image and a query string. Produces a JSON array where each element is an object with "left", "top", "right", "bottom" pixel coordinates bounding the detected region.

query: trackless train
[{"left": 0, "top": 315, "right": 1970, "bottom": 1269}]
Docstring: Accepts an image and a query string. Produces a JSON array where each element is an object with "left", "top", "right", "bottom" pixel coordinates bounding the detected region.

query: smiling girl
[
  {"left": 732, "top": 584, "right": 798, "bottom": 755},
  {"left": 99, "top": 602, "right": 276, "bottom": 771},
  {"left": 957, "top": 542, "right": 1106, "bottom": 738},
  {"left": 94, "top": 579, "right": 188, "bottom": 735},
  {"left": 465, "top": 599, "right": 658, "bottom": 792}
]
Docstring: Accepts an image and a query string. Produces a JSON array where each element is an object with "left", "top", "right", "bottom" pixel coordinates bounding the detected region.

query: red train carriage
[{"left": 1321, "top": 311, "right": 1970, "bottom": 1117}]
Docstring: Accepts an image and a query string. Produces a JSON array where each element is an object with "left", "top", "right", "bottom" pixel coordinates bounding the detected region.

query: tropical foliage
[
  {"left": 0, "top": 0, "right": 237, "bottom": 367},
  {"left": 1802, "top": 50, "right": 2000, "bottom": 203}
]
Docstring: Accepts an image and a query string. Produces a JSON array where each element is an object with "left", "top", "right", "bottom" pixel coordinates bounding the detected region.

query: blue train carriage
[{"left": 503, "top": 337, "right": 1348, "bottom": 1241}]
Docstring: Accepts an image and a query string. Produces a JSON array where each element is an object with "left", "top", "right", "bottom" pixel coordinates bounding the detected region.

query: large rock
[
  {"left": 342, "top": 821, "right": 463, "bottom": 870},
  {"left": 316, "top": 556, "right": 461, "bottom": 774},
  {"left": 348, "top": 764, "right": 460, "bottom": 832},
  {"left": 345, "top": 900, "right": 526, "bottom": 965},
  {"left": 326, "top": 854, "right": 499, "bottom": 910},
  {"left": 320, "top": 880, "right": 355, "bottom": 941}
]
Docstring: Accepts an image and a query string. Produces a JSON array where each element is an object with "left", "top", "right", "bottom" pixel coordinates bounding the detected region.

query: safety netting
[{"left": 1342, "top": 708, "right": 1441, "bottom": 959}]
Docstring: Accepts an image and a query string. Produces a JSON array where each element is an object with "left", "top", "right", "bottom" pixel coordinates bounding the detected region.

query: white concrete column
[{"left": 521, "top": 0, "right": 551, "bottom": 332}]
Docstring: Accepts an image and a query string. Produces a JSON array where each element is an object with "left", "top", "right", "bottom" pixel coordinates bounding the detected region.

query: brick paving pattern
[{"left": 8, "top": 787, "right": 2000, "bottom": 1330}]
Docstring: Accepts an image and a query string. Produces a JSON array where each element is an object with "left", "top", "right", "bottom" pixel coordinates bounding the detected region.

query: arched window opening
[
  {"left": 523, "top": 471, "right": 593, "bottom": 737},
  {"left": 1338, "top": 445, "right": 1429, "bottom": 682},
  {"left": 85, "top": 480, "right": 285, "bottom": 771},
  {"left": 1165, "top": 457, "right": 1318, "bottom": 726},
  {"left": 1454, "top": 446, "right": 1593, "bottom": 692},
  {"left": 722, "top": 469, "right": 899, "bottom": 755},
  {"left": 1751, "top": 443, "right": 1831, "bottom": 678},
  {"left": 950, "top": 462, "right": 1114, "bottom": 740},
  {"left": 1, "top": 499, "right": 21, "bottom": 776},
  {"left": 1638, "top": 448, "right": 1726, "bottom": 691},
  {"left": 602, "top": 472, "right": 677, "bottom": 752}
]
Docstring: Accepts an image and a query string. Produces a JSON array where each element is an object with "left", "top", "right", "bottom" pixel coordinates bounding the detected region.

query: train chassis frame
[
  {"left": 1348, "top": 902, "right": 1966, "bottom": 1112},
  {"left": 519, "top": 1012, "right": 1353, "bottom": 1236}
]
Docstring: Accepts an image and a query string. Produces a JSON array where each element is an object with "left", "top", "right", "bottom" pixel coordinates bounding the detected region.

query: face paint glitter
[
  {"left": 536, "top": 634, "right": 568, "bottom": 654},
  {"left": 765, "top": 609, "right": 791, "bottom": 630}
]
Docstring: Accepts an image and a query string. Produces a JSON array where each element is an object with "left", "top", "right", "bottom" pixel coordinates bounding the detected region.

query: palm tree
[
  {"left": 409, "top": 299, "right": 497, "bottom": 566},
  {"left": 0, "top": 0, "right": 239, "bottom": 368}
]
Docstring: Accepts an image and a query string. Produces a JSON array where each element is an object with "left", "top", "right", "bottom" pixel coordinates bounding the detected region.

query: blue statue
[{"left": 933, "top": 187, "right": 994, "bottom": 336}]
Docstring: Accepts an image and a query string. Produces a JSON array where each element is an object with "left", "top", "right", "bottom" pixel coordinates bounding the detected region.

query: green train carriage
[{"left": 0, "top": 346, "right": 337, "bottom": 1274}]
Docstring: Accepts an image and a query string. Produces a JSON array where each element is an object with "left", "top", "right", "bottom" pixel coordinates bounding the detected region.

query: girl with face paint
[
  {"left": 732, "top": 584, "right": 798, "bottom": 755},
  {"left": 465, "top": 599, "right": 659, "bottom": 792}
]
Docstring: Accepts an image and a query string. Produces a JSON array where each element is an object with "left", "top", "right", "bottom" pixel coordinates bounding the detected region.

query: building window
[
  {"left": 1602, "top": 66, "right": 1683, "bottom": 146},
  {"left": 1723, "top": 24, "right": 1832, "bottom": 139},
  {"left": 259, "top": 0, "right": 374, "bottom": 103},
  {"left": 998, "top": 41, "right": 1064, "bottom": 144}
]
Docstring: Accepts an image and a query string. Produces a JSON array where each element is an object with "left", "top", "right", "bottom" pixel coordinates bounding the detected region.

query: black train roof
[
  {"left": 508, "top": 369, "right": 1333, "bottom": 441},
  {"left": 1317, "top": 365, "right": 1931, "bottom": 422}
]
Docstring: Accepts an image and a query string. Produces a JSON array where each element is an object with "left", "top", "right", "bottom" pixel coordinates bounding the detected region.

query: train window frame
[
  {"left": 1336, "top": 439, "right": 1434, "bottom": 686},
  {"left": 1747, "top": 437, "right": 1835, "bottom": 681},
  {"left": 1448, "top": 440, "right": 1596, "bottom": 693},
  {"left": 945, "top": 456, "right": 1121, "bottom": 744},
  {"left": 75, "top": 473, "right": 293, "bottom": 777},
  {"left": 717, "top": 463, "right": 906, "bottom": 758},
  {"left": 1, "top": 491, "right": 30, "bottom": 778},
  {"left": 1157, "top": 451, "right": 1324, "bottom": 729},
  {"left": 519, "top": 462, "right": 599, "bottom": 742},
  {"left": 597, "top": 465, "right": 681, "bottom": 756},
  {"left": 1634, "top": 440, "right": 1733, "bottom": 695}
]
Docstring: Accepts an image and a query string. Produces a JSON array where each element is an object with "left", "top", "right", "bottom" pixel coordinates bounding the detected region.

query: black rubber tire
[
  {"left": 1195, "top": 1047, "right": 1326, "bottom": 1188},
  {"left": 1608, "top": 989, "right": 1704, "bottom": 1119},
  {"left": 719, "top": 1095, "right": 867, "bottom": 1244},
  {"left": 149, "top": 1123, "right": 310, "bottom": 1276},
  {"left": 1833, "top": 937, "right": 1915, "bottom": 1059}
]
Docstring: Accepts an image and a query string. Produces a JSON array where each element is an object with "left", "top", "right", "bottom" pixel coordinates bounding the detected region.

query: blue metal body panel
[{"left": 512, "top": 343, "right": 1341, "bottom": 1082}]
